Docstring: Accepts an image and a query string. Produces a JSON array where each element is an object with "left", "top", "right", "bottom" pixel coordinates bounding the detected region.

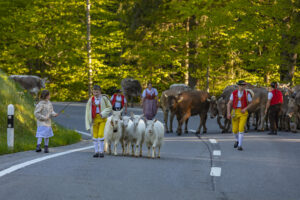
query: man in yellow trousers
[
  {"left": 85, "top": 85, "right": 112, "bottom": 158},
  {"left": 227, "top": 80, "right": 252, "bottom": 151}
]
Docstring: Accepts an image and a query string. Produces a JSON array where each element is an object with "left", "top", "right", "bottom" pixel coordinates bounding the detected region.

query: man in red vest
[
  {"left": 227, "top": 80, "right": 253, "bottom": 151},
  {"left": 110, "top": 89, "right": 127, "bottom": 114},
  {"left": 265, "top": 82, "right": 283, "bottom": 135}
]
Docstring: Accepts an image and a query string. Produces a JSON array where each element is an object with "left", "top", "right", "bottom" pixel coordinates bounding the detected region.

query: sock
[
  {"left": 93, "top": 139, "right": 98, "bottom": 153},
  {"left": 37, "top": 137, "right": 42, "bottom": 145},
  {"left": 99, "top": 140, "right": 104, "bottom": 153},
  {"left": 238, "top": 132, "right": 244, "bottom": 147},
  {"left": 234, "top": 134, "right": 238, "bottom": 142},
  {"left": 44, "top": 138, "right": 49, "bottom": 146}
]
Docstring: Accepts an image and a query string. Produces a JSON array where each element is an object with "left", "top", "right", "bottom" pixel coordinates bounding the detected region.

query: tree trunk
[{"left": 86, "top": 0, "right": 92, "bottom": 97}]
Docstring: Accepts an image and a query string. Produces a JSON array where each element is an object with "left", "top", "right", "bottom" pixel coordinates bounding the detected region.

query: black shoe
[
  {"left": 268, "top": 131, "right": 276, "bottom": 135},
  {"left": 237, "top": 146, "right": 243, "bottom": 151},
  {"left": 36, "top": 145, "right": 41, "bottom": 152},
  {"left": 93, "top": 153, "right": 99, "bottom": 158},
  {"left": 44, "top": 146, "right": 49, "bottom": 153},
  {"left": 234, "top": 141, "right": 239, "bottom": 148},
  {"left": 99, "top": 153, "right": 104, "bottom": 158}
]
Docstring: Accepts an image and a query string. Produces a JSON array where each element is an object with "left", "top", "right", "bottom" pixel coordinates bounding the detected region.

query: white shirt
[
  {"left": 230, "top": 91, "right": 252, "bottom": 108},
  {"left": 110, "top": 95, "right": 127, "bottom": 109},
  {"left": 268, "top": 92, "right": 273, "bottom": 100},
  {"left": 142, "top": 88, "right": 158, "bottom": 98},
  {"left": 94, "top": 96, "right": 101, "bottom": 113}
]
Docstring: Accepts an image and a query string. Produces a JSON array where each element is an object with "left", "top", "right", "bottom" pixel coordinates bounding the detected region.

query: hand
[
  {"left": 227, "top": 113, "right": 231, "bottom": 120},
  {"left": 124, "top": 110, "right": 127, "bottom": 115},
  {"left": 264, "top": 109, "right": 268, "bottom": 115},
  {"left": 241, "top": 109, "right": 246, "bottom": 114},
  {"left": 54, "top": 113, "right": 59, "bottom": 117}
]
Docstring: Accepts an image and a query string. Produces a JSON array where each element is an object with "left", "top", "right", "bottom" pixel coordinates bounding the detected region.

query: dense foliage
[{"left": 0, "top": 0, "right": 299, "bottom": 100}]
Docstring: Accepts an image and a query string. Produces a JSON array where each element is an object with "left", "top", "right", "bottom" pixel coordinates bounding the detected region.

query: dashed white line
[
  {"left": 210, "top": 167, "right": 221, "bottom": 177},
  {"left": 213, "top": 150, "right": 221, "bottom": 156},
  {"left": 0, "top": 146, "right": 93, "bottom": 178},
  {"left": 209, "top": 139, "right": 217, "bottom": 144}
]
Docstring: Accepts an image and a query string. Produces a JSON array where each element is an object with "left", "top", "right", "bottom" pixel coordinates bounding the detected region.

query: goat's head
[
  {"left": 131, "top": 112, "right": 144, "bottom": 128},
  {"left": 110, "top": 113, "right": 122, "bottom": 133},
  {"left": 145, "top": 119, "right": 157, "bottom": 135},
  {"left": 122, "top": 116, "right": 131, "bottom": 128}
]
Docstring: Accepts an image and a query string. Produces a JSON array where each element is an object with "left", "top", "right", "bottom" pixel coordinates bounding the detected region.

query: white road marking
[
  {"left": 210, "top": 167, "right": 221, "bottom": 177},
  {"left": 189, "top": 129, "right": 196, "bottom": 133},
  {"left": 213, "top": 150, "right": 221, "bottom": 156},
  {"left": 0, "top": 146, "right": 93, "bottom": 178},
  {"left": 75, "top": 130, "right": 91, "bottom": 137},
  {"left": 209, "top": 139, "right": 217, "bottom": 144}
]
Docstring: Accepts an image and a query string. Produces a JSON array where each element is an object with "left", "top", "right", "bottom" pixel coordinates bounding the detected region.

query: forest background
[{"left": 0, "top": 0, "right": 299, "bottom": 101}]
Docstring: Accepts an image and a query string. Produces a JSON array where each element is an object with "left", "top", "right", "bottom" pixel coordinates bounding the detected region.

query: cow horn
[
  {"left": 177, "top": 96, "right": 184, "bottom": 103},
  {"left": 211, "top": 96, "right": 216, "bottom": 101},
  {"left": 207, "top": 98, "right": 211, "bottom": 102}
]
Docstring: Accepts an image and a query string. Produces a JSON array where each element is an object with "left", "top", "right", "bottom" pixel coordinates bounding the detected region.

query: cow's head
[
  {"left": 41, "top": 77, "right": 48, "bottom": 88},
  {"left": 286, "top": 97, "right": 296, "bottom": 119},
  {"left": 207, "top": 96, "right": 218, "bottom": 119},
  {"left": 217, "top": 97, "right": 226, "bottom": 118}
]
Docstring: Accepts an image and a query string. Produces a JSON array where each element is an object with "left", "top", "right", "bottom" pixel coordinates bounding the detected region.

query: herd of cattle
[
  {"left": 161, "top": 83, "right": 300, "bottom": 135},
  {"left": 8, "top": 75, "right": 300, "bottom": 135}
]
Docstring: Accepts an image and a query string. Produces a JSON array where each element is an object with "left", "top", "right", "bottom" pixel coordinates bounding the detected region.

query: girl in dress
[{"left": 34, "top": 90, "right": 59, "bottom": 153}]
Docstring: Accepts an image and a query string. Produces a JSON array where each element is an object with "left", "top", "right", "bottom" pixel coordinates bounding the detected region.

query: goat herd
[
  {"left": 104, "top": 111, "right": 164, "bottom": 159},
  {"left": 161, "top": 83, "right": 300, "bottom": 135}
]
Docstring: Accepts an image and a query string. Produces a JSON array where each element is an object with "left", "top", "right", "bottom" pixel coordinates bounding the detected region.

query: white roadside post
[{"left": 7, "top": 104, "right": 14, "bottom": 149}]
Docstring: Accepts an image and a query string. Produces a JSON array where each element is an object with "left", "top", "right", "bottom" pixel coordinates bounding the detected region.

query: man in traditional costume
[
  {"left": 85, "top": 85, "right": 112, "bottom": 157},
  {"left": 227, "top": 80, "right": 252, "bottom": 151}
]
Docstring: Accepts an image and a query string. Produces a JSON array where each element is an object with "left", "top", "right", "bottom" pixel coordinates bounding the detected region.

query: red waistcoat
[
  {"left": 270, "top": 89, "right": 283, "bottom": 106},
  {"left": 146, "top": 91, "right": 156, "bottom": 100},
  {"left": 232, "top": 90, "right": 248, "bottom": 109},
  {"left": 92, "top": 96, "right": 101, "bottom": 119},
  {"left": 111, "top": 94, "right": 125, "bottom": 107}
]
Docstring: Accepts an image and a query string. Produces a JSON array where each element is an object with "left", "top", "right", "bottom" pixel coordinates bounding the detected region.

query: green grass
[{"left": 0, "top": 71, "right": 81, "bottom": 155}]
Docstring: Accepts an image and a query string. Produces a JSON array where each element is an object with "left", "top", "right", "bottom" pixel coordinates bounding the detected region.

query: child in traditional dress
[
  {"left": 34, "top": 90, "right": 59, "bottom": 153},
  {"left": 85, "top": 85, "right": 112, "bottom": 158}
]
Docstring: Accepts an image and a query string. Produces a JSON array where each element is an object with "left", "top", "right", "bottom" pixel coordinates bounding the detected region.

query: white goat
[
  {"left": 120, "top": 116, "right": 134, "bottom": 156},
  {"left": 145, "top": 119, "right": 164, "bottom": 158},
  {"left": 104, "top": 111, "right": 123, "bottom": 156},
  {"left": 130, "top": 113, "right": 146, "bottom": 157}
]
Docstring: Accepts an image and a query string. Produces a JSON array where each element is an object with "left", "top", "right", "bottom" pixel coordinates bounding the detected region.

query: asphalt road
[{"left": 0, "top": 102, "right": 300, "bottom": 200}]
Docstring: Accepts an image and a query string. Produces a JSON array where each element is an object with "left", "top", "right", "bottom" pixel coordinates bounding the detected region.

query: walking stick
[{"left": 57, "top": 102, "right": 72, "bottom": 114}]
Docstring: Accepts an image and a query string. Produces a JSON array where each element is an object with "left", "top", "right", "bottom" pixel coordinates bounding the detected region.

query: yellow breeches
[
  {"left": 231, "top": 109, "right": 248, "bottom": 134},
  {"left": 93, "top": 114, "right": 107, "bottom": 139}
]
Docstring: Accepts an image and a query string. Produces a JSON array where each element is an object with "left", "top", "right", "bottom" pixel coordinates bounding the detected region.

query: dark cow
[
  {"left": 169, "top": 90, "right": 211, "bottom": 135},
  {"left": 9, "top": 75, "right": 47, "bottom": 97},
  {"left": 121, "top": 78, "right": 142, "bottom": 107},
  {"left": 160, "top": 84, "right": 192, "bottom": 133}
]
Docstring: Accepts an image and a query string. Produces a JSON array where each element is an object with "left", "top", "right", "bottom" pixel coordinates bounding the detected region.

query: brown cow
[
  {"left": 160, "top": 84, "right": 191, "bottom": 133},
  {"left": 169, "top": 90, "right": 211, "bottom": 135}
]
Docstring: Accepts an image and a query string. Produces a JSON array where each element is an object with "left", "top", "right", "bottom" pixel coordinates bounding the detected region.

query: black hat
[
  {"left": 116, "top": 89, "right": 121, "bottom": 93},
  {"left": 270, "top": 82, "right": 277, "bottom": 88},
  {"left": 236, "top": 80, "right": 247, "bottom": 86},
  {"left": 93, "top": 85, "right": 101, "bottom": 90}
]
